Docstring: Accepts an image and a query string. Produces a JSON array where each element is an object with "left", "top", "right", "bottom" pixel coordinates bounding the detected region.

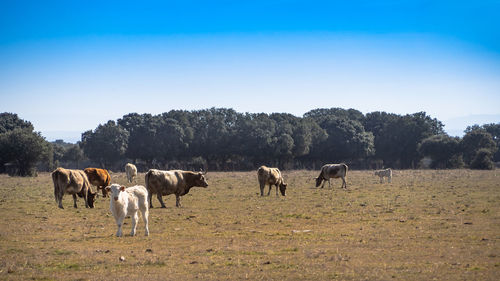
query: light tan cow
[
  {"left": 51, "top": 167, "right": 96, "bottom": 209},
  {"left": 125, "top": 163, "right": 137, "bottom": 183},
  {"left": 145, "top": 169, "right": 209, "bottom": 208},
  {"left": 257, "top": 166, "right": 287, "bottom": 196},
  {"left": 375, "top": 168, "right": 392, "bottom": 183}
]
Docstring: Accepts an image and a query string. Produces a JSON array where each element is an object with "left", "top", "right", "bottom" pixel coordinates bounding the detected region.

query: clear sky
[{"left": 1, "top": 0, "right": 499, "bottom": 142}]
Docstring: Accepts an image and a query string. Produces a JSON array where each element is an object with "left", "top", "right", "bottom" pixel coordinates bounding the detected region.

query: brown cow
[
  {"left": 315, "top": 163, "right": 348, "bottom": 189},
  {"left": 145, "top": 169, "right": 208, "bottom": 208},
  {"left": 84, "top": 168, "right": 112, "bottom": 197},
  {"left": 51, "top": 167, "right": 96, "bottom": 209},
  {"left": 257, "top": 165, "right": 287, "bottom": 196}
]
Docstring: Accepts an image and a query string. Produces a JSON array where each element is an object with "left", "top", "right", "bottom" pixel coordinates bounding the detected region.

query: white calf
[
  {"left": 375, "top": 168, "right": 392, "bottom": 183},
  {"left": 125, "top": 163, "right": 137, "bottom": 183},
  {"left": 106, "top": 184, "right": 149, "bottom": 237}
]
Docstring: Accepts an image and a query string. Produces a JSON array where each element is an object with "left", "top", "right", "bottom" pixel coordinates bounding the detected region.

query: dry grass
[{"left": 0, "top": 169, "right": 499, "bottom": 280}]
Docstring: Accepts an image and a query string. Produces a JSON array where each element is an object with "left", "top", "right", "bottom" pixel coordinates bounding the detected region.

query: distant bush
[{"left": 470, "top": 149, "right": 494, "bottom": 170}]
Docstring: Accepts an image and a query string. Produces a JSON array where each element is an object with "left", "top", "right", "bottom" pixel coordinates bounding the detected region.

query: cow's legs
[
  {"left": 380, "top": 177, "right": 383, "bottom": 183},
  {"left": 83, "top": 189, "right": 89, "bottom": 208},
  {"left": 267, "top": 184, "right": 272, "bottom": 196},
  {"left": 130, "top": 212, "right": 138, "bottom": 236},
  {"left": 259, "top": 182, "right": 265, "bottom": 196},
  {"left": 175, "top": 195, "right": 182, "bottom": 207},
  {"left": 100, "top": 186, "right": 108, "bottom": 197},
  {"left": 72, "top": 194, "right": 78, "bottom": 208},
  {"left": 275, "top": 184, "right": 279, "bottom": 196},
  {"left": 157, "top": 194, "right": 167, "bottom": 208},
  {"left": 116, "top": 215, "right": 125, "bottom": 237},
  {"left": 341, "top": 176, "right": 347, "bottom": 189},
  {"left": 57, "top": 194, "right": 64, "bottom": 209},
  {"left": 148, "top": 192, "right": 154, "bottom": 208},
  {"left": 320, "top": 179, "right": 326, "bottom": 189},
  {"left": 388, "top": 176, "right": 392, "bottom": 183},
  {"left": 141, "top": 208, "right": 149, "bottom": 236}
]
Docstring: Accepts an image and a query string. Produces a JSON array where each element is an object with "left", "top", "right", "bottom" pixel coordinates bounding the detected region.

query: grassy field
[{"left": 0, "top": 169, "right": 499, "bottom": 280}]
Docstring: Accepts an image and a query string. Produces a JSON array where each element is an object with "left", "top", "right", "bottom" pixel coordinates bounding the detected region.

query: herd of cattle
[{"left": 51, "top": 163, "right": 392, "bottom": 237}]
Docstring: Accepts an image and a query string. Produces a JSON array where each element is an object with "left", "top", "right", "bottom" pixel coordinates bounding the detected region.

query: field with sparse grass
[{"left": 0, "top": 169, "right": 499, "bottom": 280}]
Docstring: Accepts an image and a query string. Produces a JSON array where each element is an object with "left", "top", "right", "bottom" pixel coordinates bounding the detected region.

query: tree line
[{"left": 0, "top": 109, "right": 498, "bottom": 176}]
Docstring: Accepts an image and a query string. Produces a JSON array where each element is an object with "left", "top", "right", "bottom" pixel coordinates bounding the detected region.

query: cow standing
[
  {"left": 257, "top": 166, "right": 287, "bottom": 196},
  {"left": 375, "top": 168, "right": 392, "bottom": 183},
  {"left": 145, "top": 169, "right": 208, "bottom": 208},
  {"left": 125, "top": 163, "right": 137, "bottom": 183},
  {"left": 315, "top": 163, "right": 348, "bottom": 189},
  {"left": 84, "top": 168, "right": 111, "bottom": 197},
  {"left": 51, "top": 167, "right": 96, "bottom": 209},
  {"left": 105, "top": 184, "right": 149, "bottom": 237}
]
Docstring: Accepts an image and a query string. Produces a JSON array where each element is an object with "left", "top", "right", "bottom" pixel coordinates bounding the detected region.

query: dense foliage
[
  {"left": 72, "top": 108, "right": 498, "bottom": 171},
  {"left": 0, "top": 113, "right": 51, "bottom": 176},
  {"left": 1, "top": 109, "right": 498, "bottom": 175}
]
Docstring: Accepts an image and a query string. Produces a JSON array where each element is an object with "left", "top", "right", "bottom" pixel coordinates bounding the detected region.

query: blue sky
[{"left": 1, "top": 1, "right": 499, "bottom": 142}]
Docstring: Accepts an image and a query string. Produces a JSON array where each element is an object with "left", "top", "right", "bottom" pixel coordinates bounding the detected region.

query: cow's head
[
  {"left": 279, "top": 182, "right": 287, "bottom": 196},
  {"left": 105, "top": 184, "right": 126, "bottom": 201},
  {"left": 195, "top": 172, "right": 209, "bottom": 188},
  {"left": 315, "top": 176, "right": 324, "bottom": 187},
  {"left": 87, "top": 189, "right": 97, "bottom": 208}
]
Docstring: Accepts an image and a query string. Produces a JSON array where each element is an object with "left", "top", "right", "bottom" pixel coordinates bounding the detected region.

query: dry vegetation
[{"left": 0, "top": 169, "right": 499, "bottom": 280}]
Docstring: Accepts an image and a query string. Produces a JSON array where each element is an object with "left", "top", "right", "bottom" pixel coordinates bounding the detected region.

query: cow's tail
[
  {"left": 342, "top": 163, "right": 348, "bottom": 175},
  {"left": 105, "top": 172, "right": 111, "bottom": 187},
  {"left": 52, "top": 170, "right": 59, "bottom": 202},
  {"left": 52, "top": 169, "right": 69, "bottom": 202},
  {"left": 144, "top": 170, "right": 151, "bottom": 192}
]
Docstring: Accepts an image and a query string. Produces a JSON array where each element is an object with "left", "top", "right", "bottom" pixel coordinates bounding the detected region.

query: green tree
[
  {"left": 364, "top": 111, "right": 443, "bottom": 168},
  {"left": 0, "top": 112, "right": 33, "bottom": 134},
  {"left": 418, "top": 135, "right": 463, "bottom": 168},
  {"left": 304, "top": 108, "right": 364, "bottom": 124},
  {"left": 62, "top": 145, "right": 86, "bottom": 168},
  {"left": 0, "top": 128, "right": 51, "bottom": 176},
  {"left": 461, "top": 129, "right": 497, "bottom": 165},
  {"left": 468, "top": 123, "right": 500, "bottom": 162},
  {"left": 118, "top": 113, "right": 159, "bottom": 165},
  {"left": 311, "top": 116, "right": 374, "bottom": 163},
  {"left": 470, "top": 148, "right": 494, "bottom": 170},
  {"left": 80, "top": 121, "right": 129, "bottom": 168}
]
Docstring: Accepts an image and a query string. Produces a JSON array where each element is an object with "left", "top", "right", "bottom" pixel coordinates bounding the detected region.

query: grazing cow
[
  {"left": 125, "top": 163, "right": 137, "bottom": 183},
  {"left": 315, "top": 163, "right": 348, "bottom": 189},
  {"left": 84, "top": 168, "right": 111, "bottom": 197},
  {"left": 51, "top": 167, "right": 96, "bottom": 209},
  {"left": 257, "top": 166, "right": 287, "bottom": 196},
  {"left": 145, "top": 169, "right": 208, "bottom": 208},
  {"left": 375, "top": 168, "right": 392, "bottom": 183},
  {"left": 105, "top": 184, "right": 149, "bottom": 237}
]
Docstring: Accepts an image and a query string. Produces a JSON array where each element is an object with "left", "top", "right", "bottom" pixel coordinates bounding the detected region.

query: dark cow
[
  {"left": 145, "top": 169, "right": 208, "bottom": 208},
  {"left": 84, "top": 167, "right": 111, "bottom": 197},
  {"left": 315, "top": 163, "right": 348, "bottom": 189},
  {"left": 257, "top": 165, "right": 287, "bottom": 196},
  {"left": 51, "top": 167, "right": 96, "bottom": 209}
]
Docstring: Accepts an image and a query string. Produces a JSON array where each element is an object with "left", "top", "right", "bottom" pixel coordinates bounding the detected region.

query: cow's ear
[{"left": 120, "top": 186, "right": 126, "bottom": 191}]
